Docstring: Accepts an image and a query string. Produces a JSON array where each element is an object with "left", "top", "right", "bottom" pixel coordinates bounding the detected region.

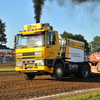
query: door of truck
[{"left": 45, "top": 31, "right": 60, "bottom": 61}]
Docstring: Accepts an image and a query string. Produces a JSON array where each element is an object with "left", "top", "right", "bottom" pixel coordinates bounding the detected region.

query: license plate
[{"left": 26, "top": 67, "right": 33, "bottom": 69}]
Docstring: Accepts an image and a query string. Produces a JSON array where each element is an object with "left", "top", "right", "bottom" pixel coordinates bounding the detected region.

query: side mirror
[
  {"left": 49, "top": 35, "right": 55, "bottom": 45},
  {"left": 14, "top": 36, "right": 16, "bottom": 49}
]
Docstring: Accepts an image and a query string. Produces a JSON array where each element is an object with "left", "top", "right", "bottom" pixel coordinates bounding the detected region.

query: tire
[
  {"left": 23, "top": 73, "right": 35, "bottom": 80},
  {"left": 80, "top": 64, "right": 90, "bottom": 79},
  {"left": 50, "top": 74, "right": 56, "bottom": 80},
  {"left": 54, "top": 63, "right": 64, "bottom": 81}
]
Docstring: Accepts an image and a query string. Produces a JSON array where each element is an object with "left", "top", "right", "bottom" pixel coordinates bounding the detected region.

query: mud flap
[{"left": 97, "top": 62, "right": 100, "bottom": 72}]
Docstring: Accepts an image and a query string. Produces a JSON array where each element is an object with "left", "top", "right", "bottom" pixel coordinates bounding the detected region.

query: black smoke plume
[
  {"left": 32, "top": 0, "right": 100, "bottom": 23},
  {"left": 32, "top": 0, "right": 45, "bottom": 23},
  {"left": 72, "top": 0, "right": 100, "bottom": 3},
  {"left": 73, "top": 0, "right": 88, "bottom": 3}
]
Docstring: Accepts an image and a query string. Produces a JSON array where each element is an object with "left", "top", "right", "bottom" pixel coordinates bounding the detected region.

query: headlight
[
  {"left": 17, "top": 53, "right": 22, "bottom": 56},
  {"left": 35, "top": 60, "right": 44, "bottom": 66},
  {"left": 35, "top": 52, "right": 42, "bottom": 55},
  {"left": 16, "top": 61, "right": 20, "bottom": 67}
]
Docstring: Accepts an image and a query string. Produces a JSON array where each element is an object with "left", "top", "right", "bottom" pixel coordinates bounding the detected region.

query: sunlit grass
[
  {"left": 0, "top": 67, "right": 15, "bottom": 71},
  {"left": 0, "top": 62, "right": 15, "bottom": 64},
  {"left": 56, "top": 91, "right": 100, "bottom": 100}
]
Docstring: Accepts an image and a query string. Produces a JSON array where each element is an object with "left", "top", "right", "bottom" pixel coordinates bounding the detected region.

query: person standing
[{"left": 2, "top": 54, "right": 6, "bottom": 63}]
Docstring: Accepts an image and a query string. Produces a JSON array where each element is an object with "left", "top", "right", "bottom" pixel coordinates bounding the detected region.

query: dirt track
[
  {"left": 0, "top": 72, "right": 100, "bottom": 100},
  {"left": 0, "top": 63, "right": 15, "bottom": 68}
]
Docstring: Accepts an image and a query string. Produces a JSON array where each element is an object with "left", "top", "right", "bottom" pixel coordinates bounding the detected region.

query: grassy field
[
  {"left": 0, "top": 62, "right": 15, "bottom": 64},
  {"left": 0, "top": 67, "right": 15, "bottom": 71},
  {"left": 0, "top": 62, "right": 15, "bottom": 71},
  {"left": 57, "top": 91, "right": 100, "bottom": 100}
]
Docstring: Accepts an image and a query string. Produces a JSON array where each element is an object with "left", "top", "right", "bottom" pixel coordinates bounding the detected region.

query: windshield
[{"left": 16, "top": 32, "right": 45, "bottom": 48}]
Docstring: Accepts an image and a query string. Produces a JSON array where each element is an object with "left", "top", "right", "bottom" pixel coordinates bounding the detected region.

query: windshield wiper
[
  {"left": 33, "top": 44, "right": 42, "bottom": 48},
  {"left": 33, "top": 45, "right": 39, "bottom": 47},
  {"left": 21, "top": 46, "right": 27, "bottom": 48}
]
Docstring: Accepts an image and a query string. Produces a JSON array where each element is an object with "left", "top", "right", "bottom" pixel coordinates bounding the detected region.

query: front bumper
[{"left": 15, "top": 66, "right": 53, "bottom": 73}]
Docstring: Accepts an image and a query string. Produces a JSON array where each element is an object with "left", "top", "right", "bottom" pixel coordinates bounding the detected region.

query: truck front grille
[
  {"left": 22, "top": 52, "right": 35, "bottom": 56},
  {"left": 17, "top": 52, "right": 42, "bottom": 60},
  {"left": 17, "top": 56, "right": 42, "bottom": 60}
]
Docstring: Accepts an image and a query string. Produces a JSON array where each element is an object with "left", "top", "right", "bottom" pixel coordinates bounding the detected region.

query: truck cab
[{"left": 14, "top": 23, "right": 62, "bottom": 80}]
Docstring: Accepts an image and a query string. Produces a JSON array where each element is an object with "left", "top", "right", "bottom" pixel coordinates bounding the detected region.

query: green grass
[
  {"left": 0, "top": 67, "right": 15, "bottom": 71},
  {"left": 56, "top": 91, "right": 100, "bottom": 100},
  {"left": 0, "top": 62, "right": 15, "bottom": 64}
]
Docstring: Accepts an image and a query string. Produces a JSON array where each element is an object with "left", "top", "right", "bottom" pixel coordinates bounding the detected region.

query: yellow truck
[{"left": 14, "top": 23, "right": 90, "bottom": 80}]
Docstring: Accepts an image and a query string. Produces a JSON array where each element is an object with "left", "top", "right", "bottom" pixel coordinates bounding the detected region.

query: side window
[{"left": 47, "top": 32, "right": 56, "bottom": 45}]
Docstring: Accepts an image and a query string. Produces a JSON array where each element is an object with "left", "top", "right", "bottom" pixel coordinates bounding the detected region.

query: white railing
[{"left": 0, "top": 49, "right": 12, "bottom": 53}]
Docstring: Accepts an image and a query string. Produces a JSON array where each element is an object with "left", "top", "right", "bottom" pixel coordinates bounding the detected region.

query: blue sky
[{"left": 0, "top": 0, "right": 100, "bottom": 48}]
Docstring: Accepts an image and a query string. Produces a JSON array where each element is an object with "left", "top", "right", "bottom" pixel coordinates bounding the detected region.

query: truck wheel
[
  {"left": 50, "top": 74, "right": 56, "bottom": 80},
  {"left": 23, "top": 73, "right": 35, "bottom": 80},
  {"left": 80, "top": 64, "right": 90, "bottom": 79},
  {"left": 54, "top": 63, "right": 64, "bottom": 81}
]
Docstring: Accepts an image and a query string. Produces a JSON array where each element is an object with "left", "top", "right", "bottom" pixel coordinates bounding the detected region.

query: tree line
[
  {"left": 0, "top": 19, "right": 99, "bottom": 52},
  {"left": 0, "top": 19, "right": 7, "bottom": 48}
]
